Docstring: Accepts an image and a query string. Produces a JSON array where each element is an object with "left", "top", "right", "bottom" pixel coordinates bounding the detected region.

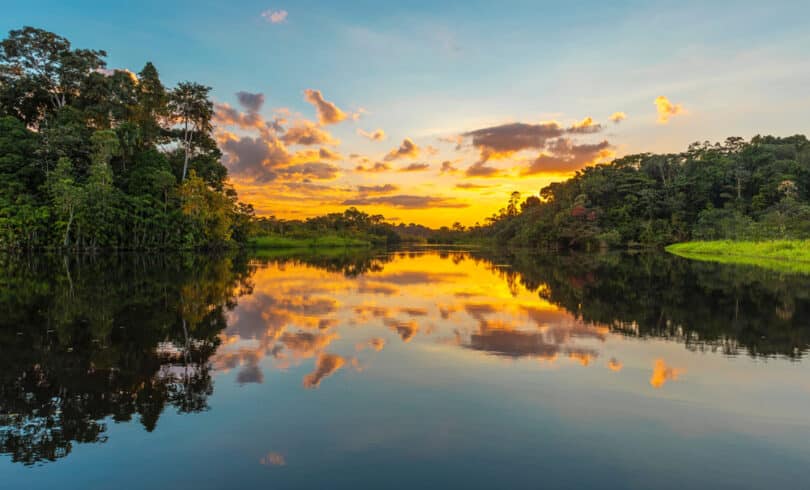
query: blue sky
[{"left": 5, "top": 0, "right": 810, "bottom": 224}]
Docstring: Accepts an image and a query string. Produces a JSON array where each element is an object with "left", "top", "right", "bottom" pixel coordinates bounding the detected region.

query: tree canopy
[
  {"left": 0, "top": 26, "right": 253, "bottom": 250},
  {"left": 469, "top": 136, "right": 810, "bottom": 249}
]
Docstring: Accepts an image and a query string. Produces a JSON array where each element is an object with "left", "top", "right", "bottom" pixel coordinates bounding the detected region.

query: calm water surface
[{"left": 1, "top": 249, "right": 809, "bottom": 489}]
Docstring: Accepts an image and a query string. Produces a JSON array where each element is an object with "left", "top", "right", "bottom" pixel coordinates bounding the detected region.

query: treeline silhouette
[{"left": 465, "top": 136, "right": 810, "bottom": 248}]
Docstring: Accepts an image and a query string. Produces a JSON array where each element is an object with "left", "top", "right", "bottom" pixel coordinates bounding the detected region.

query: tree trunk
[
  {"left": 63, "top": 210, "right": 74, "bottom": 248},
  {"left": 182, "top": 142, "right": 190, "bottom": 180},
  {"left": 181, "top": 119, "right": 192, "bottom": 180}
]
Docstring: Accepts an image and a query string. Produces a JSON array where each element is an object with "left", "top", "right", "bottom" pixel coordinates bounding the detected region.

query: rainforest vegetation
[
  {"left": 0, "top": 27, "right": 254, "bottom": 250},
  {"left": 2, "top": 26, "right": 809, "bottom": 253},
  {"left": 463, "top": 135, "right": 810, "bottom": 249}
]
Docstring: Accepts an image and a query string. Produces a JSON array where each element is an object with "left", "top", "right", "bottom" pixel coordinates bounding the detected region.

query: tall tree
[
  {"left": 46, "top": 157, "right": 82, "bottom": 247},
  {"left": 135, "top": 62, "right": 167, "bottom": 146},
  {"left": 0, "top": 26, "right": 106, "bottom": 127},
  {"left": 168, "top": 82, "right": 213, "bottom": 181}
]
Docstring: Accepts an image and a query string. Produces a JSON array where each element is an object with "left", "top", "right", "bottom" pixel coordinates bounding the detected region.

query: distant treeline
[
  {"left": 0, "top": 27, "right": 254, "bottom": 250},
  {"left": 257, "top": 136, "right": 810, "bottom": 249},
  {"left": 254, "top": 208, "right": 442, "bottom": 246},
  {"left": 465, "top": 135, "right": 810, "bottom": 249}
]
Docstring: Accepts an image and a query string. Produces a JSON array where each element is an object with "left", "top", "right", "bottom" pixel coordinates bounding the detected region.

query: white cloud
[{"left": 261, "top": 9, "right": 288, "bottom": 24}]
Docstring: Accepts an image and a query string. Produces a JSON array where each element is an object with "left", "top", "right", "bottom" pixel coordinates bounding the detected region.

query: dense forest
[
  {"left": 466, "top": 136, "right": 810, "bottom": 248},
  {"left": 0, "top": 27, "right": 254, "bottom": 250}
]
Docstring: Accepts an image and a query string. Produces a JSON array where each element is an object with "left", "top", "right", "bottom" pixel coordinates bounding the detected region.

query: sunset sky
[{"left": 5, "top": 0, "right": 810, "bottom": 226}]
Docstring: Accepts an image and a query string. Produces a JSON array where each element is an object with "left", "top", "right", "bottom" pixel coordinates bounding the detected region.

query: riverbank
[
  {"left": 249, "top": 234, "right": 372, "bottom": 249},
  {"left": 666, "top": 240, "right": 810, "bottom": 274}
]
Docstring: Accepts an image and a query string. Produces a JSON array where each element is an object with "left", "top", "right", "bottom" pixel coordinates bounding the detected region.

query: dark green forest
[
  {"left": 0, "top": 27, "right": 254, "bottom": 250},
  {"left": 465, "top": 136, "right": 810, "bottom": 248}
]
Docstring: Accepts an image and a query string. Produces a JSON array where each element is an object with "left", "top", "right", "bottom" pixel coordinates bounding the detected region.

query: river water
[{"left": 1, "top": 249, "right": 809, "bottom": 489}]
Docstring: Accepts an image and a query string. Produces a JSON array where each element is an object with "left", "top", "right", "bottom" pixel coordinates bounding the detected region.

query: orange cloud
[
  {"left": 466, "top": 161, "right": 500, "bottom": 177},
  {"left": 571, "top": 116, "right": 599, "bottom": 131},
  {"left": 384, "top": 138, "right": 420, "bottom": 161},
  {"left": 384, "top": 318, "right": 419, "bottom": 342},
  {"left": 655, "top": 96, "right": 684, "bottom": 124},
  {"left": 213, "top": 102, "right": 268, "bottom": 131},
  {"left": 609, "top": 112, "right": 627, "bottom": 124},
  {"left": 356, "top": 337, "right": 386, "bottom": 352},
  {"left": 607, "top": 358, "right": 623, "bottom": 371},
  {"left": 524, "top": 139, "right": 613, "bottom": 174},
  {"left": 463, "top": 119, "right": 604, "bottom": 165},
  {"left": 440, "top": 160, "right": 458, "bottom": 173},
  {"left": 455, "top": 183, "right": 493, "bottom": 190},
  {"left": 304, "top": 89, "right": 348, "bottom": 125},
  {"left": 281, "top": 120, "right": 339, "bottom": 146},
  {"left": 281, "top": 331, "right": 338, "bottom": 359},
  {"left": 357, "top": 184, "right": 398, "bottom": 194},
  {"left": 318, "top": 147, "right": 342, "bottom": 160},
  {"left": 358, "top": 128, "right": 386, "bottom": 141},
  {"left": 259, "top": 452, "right": 286, "bottom": 466},
  {"left": 342, "top": 195, "right": 468, "bottom": 209},
  {"left": 303, "top": 353, "right": 346, "bottom": 388},
  {"left": 568, "top": 350, "right": 596, "bottom": 366},
  {"left": 399, "top": 162, "right": 430, "bottom": 172},
  {"left": 649, "top": 359, "right": 684, "bottom": 388},
  {"left": 355, "top": 161, "right": 391, "bottom": 173}
]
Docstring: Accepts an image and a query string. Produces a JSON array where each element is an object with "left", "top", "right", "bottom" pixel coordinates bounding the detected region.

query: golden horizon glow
[{"left": 214, "top": 91, "right": 627, "bottom": 227}]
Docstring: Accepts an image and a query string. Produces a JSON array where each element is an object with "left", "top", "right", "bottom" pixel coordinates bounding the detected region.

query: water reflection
[
  {"left": 1, "top": 248, "right": 809, "bottom": 469},
  {"left": 0, "top": 254, "right": 253, "bottom": 465}
]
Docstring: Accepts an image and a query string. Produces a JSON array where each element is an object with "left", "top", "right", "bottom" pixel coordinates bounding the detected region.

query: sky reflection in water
[{"left": 2, "top": 250, "right": 810, "bottom": 489}]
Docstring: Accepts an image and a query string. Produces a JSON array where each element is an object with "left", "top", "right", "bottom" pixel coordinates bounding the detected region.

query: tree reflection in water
[
  {"left": 1, "top": 248, "right": 809, "bottom": 466},
  {"left": 0, "top": 253, "right": 253, "bottom": 465}
]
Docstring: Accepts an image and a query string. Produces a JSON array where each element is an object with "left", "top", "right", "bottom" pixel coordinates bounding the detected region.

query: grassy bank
[
  {"left": 666, "top": 240, "right": 810, "bottom": 274},
  {"left": 249, "top": 234, "right": 372, "bottom": 249}
]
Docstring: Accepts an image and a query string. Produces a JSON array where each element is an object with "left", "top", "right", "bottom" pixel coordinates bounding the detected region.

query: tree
[
  {"left": 0, "top": 26, "right": 106, "bottom": 127},
  {"left": 0, "top": 27, "right": 254, "bottom": 250},
  {"left": 47, "top": 157, "right": 82, "bottom": 247},
  {"left": 134, "top": 62, "right": 167, "bottom": 146},
  {"left": 169, "top": 82, "right": 213, "bottom": 181},
  {"left": 507, "top": 191, "right": 521, "bottom": 217},
  {"left": 80, "top": 130, "right": 120, "bottom": 247},
  {"left": 0, "top": 116, "right": 40, "bottom": 195}
]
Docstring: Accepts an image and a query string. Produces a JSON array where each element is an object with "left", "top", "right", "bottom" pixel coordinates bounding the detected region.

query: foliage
[
  {"left": 250, "top": 234, "right": 372, "bottom": 249},
  {"left": 468, "top": 136, "right": 810, "bottom": 249},
  {"left": 0, "top": 27, "right": 253, "bottom": 250},
  {"left": 253, "top": 207, "right": 403, "bottom": 247}
]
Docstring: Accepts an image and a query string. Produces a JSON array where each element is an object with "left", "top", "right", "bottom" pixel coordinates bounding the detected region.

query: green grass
[
  {"left": 248, "top": 234, "right": 371, "bottom": 249},
  {"left": 666, "top": 240, "right": 810, "bottom": 274}
]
